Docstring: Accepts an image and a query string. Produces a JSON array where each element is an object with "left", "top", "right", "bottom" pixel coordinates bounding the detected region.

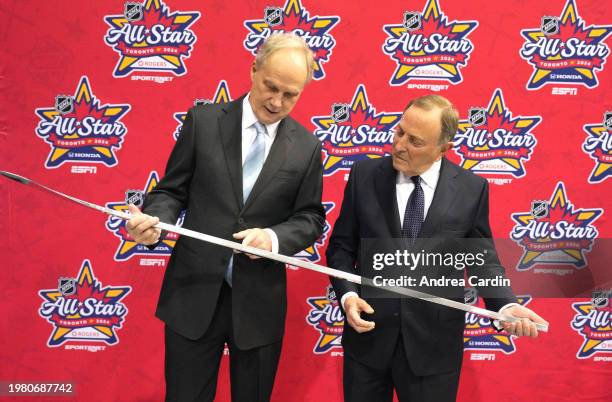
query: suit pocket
[{"left": 273, "top": 169, "right": 299, "bottom": 180}]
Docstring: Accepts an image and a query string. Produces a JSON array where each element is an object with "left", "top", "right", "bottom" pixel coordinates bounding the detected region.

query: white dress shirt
[{"left": 241, "top": 94, "right": 280, "bottom": 253}]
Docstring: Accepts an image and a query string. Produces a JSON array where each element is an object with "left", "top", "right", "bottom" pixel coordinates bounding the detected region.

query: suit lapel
[
  {"left": 218, "top": 97, "right": 244, "bottom": 208},
  {"left": 375, "top": 157, "right": 401, "bottom": 238},
  {"left": 242, "top": 117, "right": 294, "bottom": 212},
  {"left": 420, "top": 158, "right": 458, "bottom": 237}
]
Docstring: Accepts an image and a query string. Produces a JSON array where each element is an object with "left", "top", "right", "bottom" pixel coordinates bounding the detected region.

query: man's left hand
[
  {"left": 501, "top": 305, "right": 548, "bottom": 338},
  {"left": 233, "top": 228, "right": 272, "bottom": 259}
]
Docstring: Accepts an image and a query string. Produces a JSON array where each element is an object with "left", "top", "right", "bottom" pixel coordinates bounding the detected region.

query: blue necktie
[
  {"left": 401, "top": 176, "right": 424, "bottom": 241},
  {"left": 225, "top": 121, "right": 267, "bottom": 286}
]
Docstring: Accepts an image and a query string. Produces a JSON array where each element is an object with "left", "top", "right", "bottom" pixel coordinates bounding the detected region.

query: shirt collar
[
  {"left": 396, "top": 158, "right": 442, "bottom": 190},
  {"left": 242, "top": 93, "right": 281, "bottom": 137}
]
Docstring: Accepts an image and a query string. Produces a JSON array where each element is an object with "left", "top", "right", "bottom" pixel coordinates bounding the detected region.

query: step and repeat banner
[{"left": 1, "top": 0, "right": 610, "bottom": 401}]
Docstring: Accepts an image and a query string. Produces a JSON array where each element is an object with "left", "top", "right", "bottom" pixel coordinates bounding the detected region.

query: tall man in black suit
[
  {"left": 126, "top": 33, "right": 325, "bottom": 402},
  {"left": 327, "top": 95, "right": 547, "bottom": 402}
]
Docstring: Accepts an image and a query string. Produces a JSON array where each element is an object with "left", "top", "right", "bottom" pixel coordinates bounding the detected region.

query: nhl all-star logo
[
  {"left": 510, "top": 182, "right": 602, "bottom": 271},
  {"left": 454, "top": 89, "right": 540, "bottom": 179},
  {"left": 35, "top": 76, "right": 130, "bottom": 169},
  {"left": 312, "top": 85, "right": 402, "bottom": 176},
  {"left": 305, "top": 285, "right": 345, "bottom": 354},
  {"left": 243, "top": 0, "right": 340, "bottom": 80},
  {"left": 464, "top": 294, "right": 533, "bottom": 354},
  {"left": 571, "top": 292, "right": 612, "bottom": 359},
  {"left": 582, "top": 111, "right": 612, "bottom": 183},
  {"left": 382, "top": 0, "right": 478, "bottom": 86},
  {"left": 104, "top": 0, "right": 200, "bottom": 78},
  {"left": 519, "top": 0, "right": 612, "bottom": 90},
  {"left": 105, "top": 171, "right": 184, "bottom": 261},
  {"left": 38, "top": 259, "right": 131, "bottom": 347},
  {"left": 173, "top": 80, "right": 232, "bottom": 141},
  {"left": 294, "top": 202, "right": 334, "bottom": 263}
]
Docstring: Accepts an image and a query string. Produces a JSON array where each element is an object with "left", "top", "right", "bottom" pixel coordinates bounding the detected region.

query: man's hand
[
  {"left": 125, "top": 204, "right": 161, "bottom": 245},
  {"left": 233, "top": 228, "right": 272, "bottom": 259},
  {"left": 501, "top": 305, "right": 548, "bottom": 338},
  {"left": 344, "top": 295, "right": 375, "bottom": 333}
]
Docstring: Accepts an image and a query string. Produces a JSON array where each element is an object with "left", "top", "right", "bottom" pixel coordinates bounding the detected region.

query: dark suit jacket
[
  {"left": 143, "top": 96, "right": 325, "bottom": 349},
  {"left": 327, "top": 156, "right": 516, "bottom": 375}
]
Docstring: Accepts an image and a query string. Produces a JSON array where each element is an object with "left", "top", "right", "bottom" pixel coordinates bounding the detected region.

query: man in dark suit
[
  {"left": 126, "top": 33, "right": 325, "bottom": 402},
  {"left": 327, "top": 95, "right": 547, "bottom": 402}
]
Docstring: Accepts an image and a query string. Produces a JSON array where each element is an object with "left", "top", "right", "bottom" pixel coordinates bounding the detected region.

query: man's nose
[{"left": 270, "top": 94, "right": 282, "bottom": 109}]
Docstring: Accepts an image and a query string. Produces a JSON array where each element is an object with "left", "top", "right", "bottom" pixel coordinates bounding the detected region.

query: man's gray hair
[
  {"left": 255, "top": 32, "right": 315, "bottom": 82},
  {"left": 405, "top": 95, "right": 459, "bottom": 144}
]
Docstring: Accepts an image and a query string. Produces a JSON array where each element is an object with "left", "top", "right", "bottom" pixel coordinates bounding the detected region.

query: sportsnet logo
[
  {"left": 571, "top": 292, "right": 612, "bottom": 359},
  {"left": 382, "top": 0, "right": 478, "bottom": 86},
  {"left": 294, "top": 202, "right": 334, "bottom": 263},
  {"left": 453, "top": 89, "right": 540, "bottom": 180},
  {"left": 173, "top": 80, "right": 232, "bottom": 140},
  {"left": 244, "top": 0, "right": 339, "bottom": 80},
  {"left": 510, "top": 182, "right": 602, "bottom": 271},
  {"left": 464, "top": 292, "right": 533, "bottom": 355},
  {"left": 105, "top": 171, "right": 184, "bottom": 261},
  {"left": 306, "top": 285, "right": 344, "bottom": 354},
  {"left": 38, "top": 259, "right": 131, "bottom": 347},
  {"left": 582, "top": 112, "right": 612, "bottom": 183},
  {"left": 104, "top": 0, "right": 200, "bottom": 78},
  {"left": 312, "top": 85, "right": 401, "bottom": 176},
  {"left": 519, "top": 0, "right": 612, "bottom": 90},
  {"left": 35, "top": 76, "right": 130, "bottom": 169}
]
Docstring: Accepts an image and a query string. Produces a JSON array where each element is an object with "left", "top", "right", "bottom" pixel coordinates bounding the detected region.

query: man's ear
[
  {"left": 250, "top": 61, "right": 257, "bottom": 80},
  {"left": 441, "top": 141, "right": 454, "bottom": 155}
]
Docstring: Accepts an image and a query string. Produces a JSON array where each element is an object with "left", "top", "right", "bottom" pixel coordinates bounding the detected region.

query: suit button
[{"left": 238, "top": 218, "right": 244, "bottom": 224}]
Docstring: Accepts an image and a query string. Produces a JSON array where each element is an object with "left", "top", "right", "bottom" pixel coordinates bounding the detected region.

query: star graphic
[
  {"left": 106, "top": 172, "right": 180, "bottom": 261},
  {"left": 455, "top": 89, "right": 540, "bottom": 177},
  {"left": 520, "top": 0, "right": 612, "bottom": 89},
  {"left": 244, "top": 0, "right": 339, "bottom": 80},
  {"left": 35, "top": 76, "right": 130, "bottom": 168},
  {"left": 382, "top": 0, "right": 478, "bottom": 85},
  {"left": 104, "top": 0, "right": 200, "bottom": 77},
  {"left": 173, "top": 80, "right": 232, "bottom": 140},
  {"left": 582, "top": 120, "right": 611, "bottom": 183},
  {"left": 312, "top": 84, "right": 401, "bottom": 176},
  {"left": 38, "top": 260, "right": 131, "bottom": 346},
  {"left": 306, "top": 296, "right": 344, "bottom": 354},
  {"left": 571, "top": 302, "right": 612, "bottom": 359},
  {"left": 463, "top": 296, "right": 532, "bottom": 354},
  {"left": 511, "top": 182, "right": 602, "bottom": 270}
]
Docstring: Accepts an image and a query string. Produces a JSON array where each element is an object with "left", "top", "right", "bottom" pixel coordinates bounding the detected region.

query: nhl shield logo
[
  {"left": 464, "top": 287, "right": 478, "bottom": 305},
  {"left": 58, "top": 277, "right": 76, "bottom": 296},
  {"left": 125, "top": 190, "right": 144, "bottom": 208},
  {"left": 403, "top": 11, "right": 422, "bottom": 31},
  {"left": 592, "top": 290, "right": 610, "bottom": 309},
  {"left": 326, "top": 284, "right": 337, "bottom": 303},
  {"left": 468, "top": 108, "right": 486, "bottom": 126},
  {"left": 124, "top": 2, "right": 143, "bottom": 22},
  {"left": 194, "top": 99, "right": 212, "bottom": 106},
  {"left": 540, "top": 16, "right": 559, "bottom": 36},
  {"left": 264, "top": 7, "right": 283, "bottom": 27},
  {"left": 331, "top": 103, "right": 350, "bottom": 123},
  {"left": 604, "top": 111, "right": 612, "bottom": 130},
  {"left": 531, "top": 200, "right": 549, "bottom": 219},
  {"left": 54, "top": 95, "right": 74, "bottom": 115}
]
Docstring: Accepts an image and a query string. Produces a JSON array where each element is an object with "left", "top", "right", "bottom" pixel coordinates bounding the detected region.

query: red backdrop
[{"left": 1, "top": 0, "right": 610, "bottom": 401}]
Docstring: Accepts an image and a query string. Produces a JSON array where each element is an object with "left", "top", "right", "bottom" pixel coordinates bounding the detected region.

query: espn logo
[
  {"left": 71, "top": 166, "right": 97, "bottom": 174},
  {"left": 139, "top": 258, "right": 165, "bottom": 267},
  {"left": 551, "top": 87, "right": 577, "bottom": 96},
  {"left": 470, "top": 353, "right": 496, "bottom": 361}
]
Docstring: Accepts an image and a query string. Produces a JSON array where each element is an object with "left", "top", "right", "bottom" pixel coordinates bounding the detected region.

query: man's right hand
[
  {"left": 126, "top": 204, "right": 161, "bottom": 245},
  {"left": 344, "top": 295, "right": 375, "bottom": 333}
]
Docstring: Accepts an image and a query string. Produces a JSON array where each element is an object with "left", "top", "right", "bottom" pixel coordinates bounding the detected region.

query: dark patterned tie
[{"left": 401, "top": 176, "right": 424, "bottom": 240}]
